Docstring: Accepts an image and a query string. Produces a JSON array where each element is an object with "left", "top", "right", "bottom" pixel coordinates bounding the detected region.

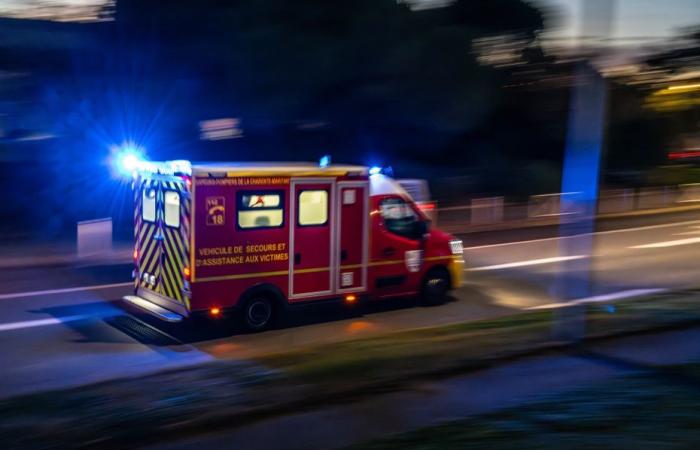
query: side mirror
[{"left": 414, "top": 220, "right": 429, "bottom": 240}]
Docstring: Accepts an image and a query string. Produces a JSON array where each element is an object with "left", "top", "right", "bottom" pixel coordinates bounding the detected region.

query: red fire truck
[{"left": 123, "top": 160, "right": 464, "bottom": 331}]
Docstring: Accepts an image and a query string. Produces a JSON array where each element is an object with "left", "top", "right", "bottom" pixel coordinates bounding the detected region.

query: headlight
[{"left": 449, "top": 239, "right": 463, "bottom": 256}]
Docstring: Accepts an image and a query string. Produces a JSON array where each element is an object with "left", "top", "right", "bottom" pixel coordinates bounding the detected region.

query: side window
[
  {"left": 298, "top": 190, "right": 328, "bottom": 226},
  {"left": 142, "top": 187, "right": 156, "bottom": 223},
  {"left": 237, "top": 191, "right": 284, "bottom": 229},
  {"left": 164, "top": 191, "right": 180, "bottom": 228},
  {"left": 379, "top": 197, "right": 420, "bottom": 239}
]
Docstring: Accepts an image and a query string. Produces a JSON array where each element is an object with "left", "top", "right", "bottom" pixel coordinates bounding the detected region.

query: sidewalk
[{"left": 158, "top": 326, "right": 700, "bottom": 450}]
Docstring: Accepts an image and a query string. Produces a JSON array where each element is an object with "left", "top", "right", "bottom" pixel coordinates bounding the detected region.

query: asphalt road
[{"left": 1, "top": 211, "right": 699, "bottom": 398}]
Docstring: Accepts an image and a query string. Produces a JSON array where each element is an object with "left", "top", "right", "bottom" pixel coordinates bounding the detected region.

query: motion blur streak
[
  {"left": 468, "top": 255, "right": 588, "bottom": 271},
  {"left": 631, "top": 236, "right": 700, "bottom": 249},
  {"left": 0, "top": 315, "right": 84, "bottom": 332}
]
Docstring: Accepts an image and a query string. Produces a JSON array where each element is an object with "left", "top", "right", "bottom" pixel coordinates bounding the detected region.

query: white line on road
[
  {"left": 526, "top": 288, "right": 667, "bottom": 310},
  {"left": 672, "top": 231, "right": 700, "bottom": 236},
  {"left": 468, "top": 255, "right": 588, "bottom": 271},
  {"left": 0, "top": 282, "right": 132, "bottom": 301},
  {"left": 630, "top": 237, "right": 700, "bottom": 249},
  {"left": 464, "top": 220, "right": 700, "bottom": 250},
  {"left": 0, "top": 315, "right": 85, "bottom": 332}
]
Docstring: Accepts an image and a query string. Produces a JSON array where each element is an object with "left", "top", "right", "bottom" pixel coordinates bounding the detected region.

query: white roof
[
  {"left": 369, "top": 174, "right": 411, "bottom": 197},
  {"left": 191, "top": 162, "right": 368, "bottom": 177}
]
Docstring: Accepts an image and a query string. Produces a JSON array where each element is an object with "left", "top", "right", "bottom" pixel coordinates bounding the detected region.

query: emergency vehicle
[{"left": 123, "top": 160, "right": 464, "bottom": 331}]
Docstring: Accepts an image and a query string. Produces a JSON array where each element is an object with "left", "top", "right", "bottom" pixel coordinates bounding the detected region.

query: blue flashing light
[
  {"left": 319, "top": 155, "right": 331, "bottom": 168},
  {"left": 112, "top": 143, "right": 146, "bottom": 178},
  {"left": 369, "top": 166, "right": 382, "bottom": 176}
]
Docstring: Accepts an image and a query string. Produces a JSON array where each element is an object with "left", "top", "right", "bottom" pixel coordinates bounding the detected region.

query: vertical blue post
[{"left": 553, "top": 0, "right": 614, "bottom": 341}]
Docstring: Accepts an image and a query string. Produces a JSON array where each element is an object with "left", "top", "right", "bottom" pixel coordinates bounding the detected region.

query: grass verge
[
  {"left": 347, "top": 363, "right": 700, "bottom": 450},
  {"left": 2, "top": 291, "right": 700, "bottom": 449}
]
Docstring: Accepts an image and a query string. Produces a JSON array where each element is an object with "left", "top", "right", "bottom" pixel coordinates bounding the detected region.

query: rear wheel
[
  {"left": 241, "top": 294, "right": 276, "bottom": 332},
  {"left": 420, "top": 267, "right": 450, "bottom": 306}
]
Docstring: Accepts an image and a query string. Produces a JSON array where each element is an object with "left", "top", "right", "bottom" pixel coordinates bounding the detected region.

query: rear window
[
  {"left": 164, "top": 191, "right": 180, "bottom": 228},
  {"left": 237, "top": 191, "right": 284, "bottom": 229},
  {"left": 142, "top": 187, "right": 156, "bottom": 223}
]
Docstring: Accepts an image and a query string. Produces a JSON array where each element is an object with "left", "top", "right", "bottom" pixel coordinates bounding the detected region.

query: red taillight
[
  {"left": 183, "top": 267, "right": 191, "bottom": 280},
  {"left": 133, "top": 249, "right": 138, "bottom": 260},
  {"left": 345, "top": 294, "right": 357, "bottom": 303},
  {"left": 210, "top": 307, "right": 221, "bottom": 317}
]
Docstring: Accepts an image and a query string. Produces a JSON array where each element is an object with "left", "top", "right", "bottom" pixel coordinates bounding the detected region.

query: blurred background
[
  {"left": 2, "top": 3, "right": 700, "bottom": 449},
  {"left": 0, "top": 0, "right": 697, "bottom": 240}
]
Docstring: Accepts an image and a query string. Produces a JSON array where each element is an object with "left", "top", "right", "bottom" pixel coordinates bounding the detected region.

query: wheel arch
[
  {"left": 237, "top": 282, "right": 287, "bottom": 311},
  {"left": 423, "top": 263, "right": 451, "bottom": 287}
]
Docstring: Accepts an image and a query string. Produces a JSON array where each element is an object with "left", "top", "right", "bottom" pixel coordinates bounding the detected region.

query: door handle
[
  {"left": 294, "top": 253, "right": 301, "bottom": 265},
  {"left": 382, "top": 247, "right": 395, "bottom": 257}
]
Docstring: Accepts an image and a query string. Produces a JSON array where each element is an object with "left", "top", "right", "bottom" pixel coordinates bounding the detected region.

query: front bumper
[{"left": 447, "top": 255, "right": 465, "bottom": 289}]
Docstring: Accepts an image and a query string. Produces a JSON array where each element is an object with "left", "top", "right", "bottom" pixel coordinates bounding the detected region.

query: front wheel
[
  {"left": 240, "top": 295, "right": 275, "bottom": 332},
  {"left": 420, "top": 268, "right": 450, "bottom": 306}
]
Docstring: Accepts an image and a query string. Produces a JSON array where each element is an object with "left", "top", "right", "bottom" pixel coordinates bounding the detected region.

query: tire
[
  {"left": 240, "top": 293, "right": 276, "bottom": 332},
  {"left": 420, "top": 267, "right": 450, "bottom": 306}
]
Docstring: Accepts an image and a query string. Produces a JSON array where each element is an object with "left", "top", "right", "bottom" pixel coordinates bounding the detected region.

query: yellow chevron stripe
[
  {"left": 165, "top": 228, "right": 184, "bottom": 269},
  {"left": 141, "top": 228, "right": 157, "bottom": 268},
  {"left": 162, "top": 234, "right": 183, "bottom": 301}
]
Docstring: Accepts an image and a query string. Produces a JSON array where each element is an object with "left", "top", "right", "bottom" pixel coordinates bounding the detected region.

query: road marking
[
  {"left": 464, "top": 219, "right": 700, "bottom": 250},
  {"left": 0, "top": 282, "right": 132, "bottom": 301},
  {"left": 527, "top": 288, "right": 667, "bottom": 310},
  {"left": 468, "top": 255, "right": 587, "bottom": 271},
  {"left": 672, "top": 230, "right": 700, "bottom": 236},
  {"left": 630, "top": 237, "right": 700, "bottom": 249},
  {"left": 0, "top": 315, "right": 85, "bottom": 332}
]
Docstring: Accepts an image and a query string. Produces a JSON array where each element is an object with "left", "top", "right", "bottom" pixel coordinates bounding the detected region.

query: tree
[{"left": 112, "top": 0, "right": 544, "bottom": 162}]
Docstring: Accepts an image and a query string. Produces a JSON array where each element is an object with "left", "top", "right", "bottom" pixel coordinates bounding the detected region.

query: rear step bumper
[{"left": 122, "top": 295, "right": 184, "bottom": 322}]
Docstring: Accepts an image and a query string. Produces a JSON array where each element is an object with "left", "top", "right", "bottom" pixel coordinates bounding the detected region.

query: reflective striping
[
  {"left": 163, "top": 230, "right": 184, "bottom": 302},
  {"left": 296, "top": 267, "right": 330, "bottom": 274},
  {"left": 196, "top": 270, "right": 290, "bottom": 283},
  {"left": 368, "top": 259, "right": 404, "bottom": 267},
  {"left": 224, "top": 170, "right": 352, "bottom": 177},
  {"left": 424, "top": 255, "right": 453, "bottom": 262},
  {"left": 162, "top": 223, "right": 178, "bottom": 300}
]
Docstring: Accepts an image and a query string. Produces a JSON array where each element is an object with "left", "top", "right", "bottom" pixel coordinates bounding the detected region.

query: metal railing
[{"left": 436, "top": 185, "right": 700, "bottom": 233}]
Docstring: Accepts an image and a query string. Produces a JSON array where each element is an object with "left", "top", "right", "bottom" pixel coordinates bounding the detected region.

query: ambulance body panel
[{"left": 125, "top": 161, "right": 463, "bottom": 329}]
